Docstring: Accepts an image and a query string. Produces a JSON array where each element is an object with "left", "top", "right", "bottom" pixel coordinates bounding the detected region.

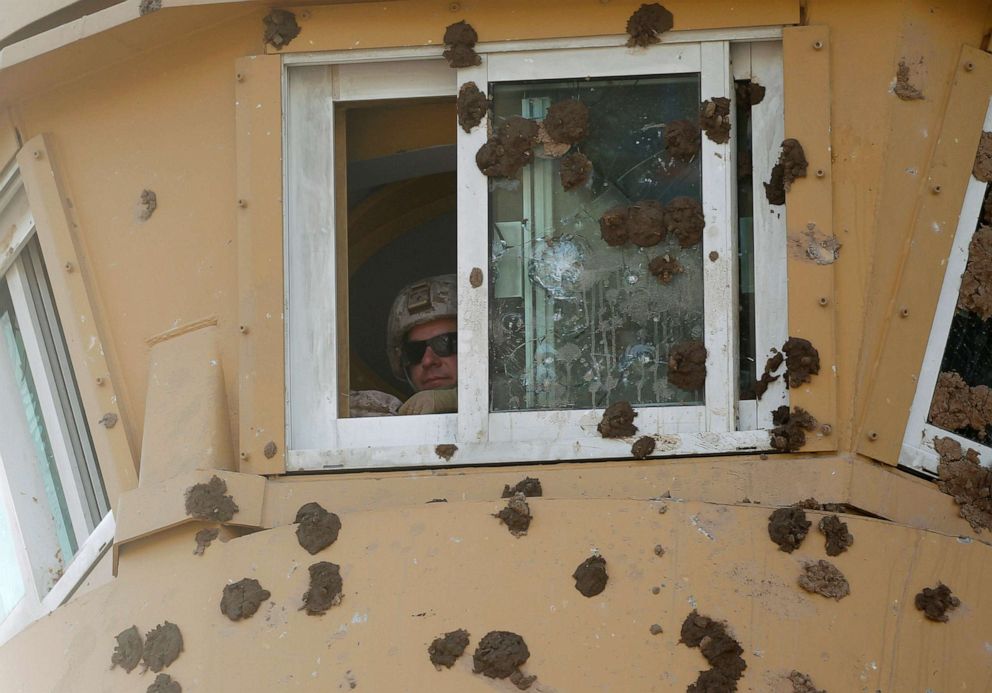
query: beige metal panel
[
  {"left": 782, "top": 26, "right": 837, "bottom": 452},
  {"left": 278, "top": 0, "right": 799, "bottom": 54},
  {"left": 16, "top": 134, "right": 138, "bottom": 510},
  {"left": 236, "top": 54, "right": 286, "bottom": 475},
  {"left": 857, "top": 46, "right": 992, "bottom": 464},
  {"left": 0, "top": 0, "right": 88, "bottom": 45}
]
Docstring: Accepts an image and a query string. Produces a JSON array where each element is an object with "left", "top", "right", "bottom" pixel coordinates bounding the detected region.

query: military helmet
[{"left": 386, "top": 274, "right": 457, "bottom": 381}]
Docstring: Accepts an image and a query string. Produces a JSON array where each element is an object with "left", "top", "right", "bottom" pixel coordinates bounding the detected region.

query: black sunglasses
[{"left": 402, "top": 332, "right": 457, "bottom": 365}]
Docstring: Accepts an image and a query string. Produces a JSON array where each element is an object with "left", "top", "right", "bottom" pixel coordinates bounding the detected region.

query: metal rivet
[
  {"left": 931, "top": 184, "right": 942, "bottom": 194},
  {"left": 32, "top": 150, "right": 41, "bottom": 159},
  {"left": 816, "top": 169, "right": 825, "bottom": 178},
  {"left": 867, "top": 431, "right": 879, "bottom": 441},
  {"left": 813, "top": 40, "right": 823, "bottom": 50},
  {"left": 449, "top": 1, "right": 462, "bottom": 10},
  {"left": 818, "top": 297, "right": 829, "bottom": 306},
  {"left": 965, "top": 61, "right": 975, "bottom": 72},
  {"left": 64, "top": 262, "right": 73, "bottom": 272},
  {"left": 95, "top": 377, "right": 105, "bottom": 386},
  {"left": 820, "top": 424, "right": 833, "bottom": 436},
  {"left": 900, "top": 307, "right": 910, "bottom": 318},
  {"left": 239, "top": 325, "right": 249, "bottom": 335},
  {"left": 237, "top": 198, "right": 247, "bottom": 208},
  {"left": 240, "top": 451, "right": 249, "bottom": 460},
  {"left": 235, "top": 72, "right": 245, "bottom": 82}
]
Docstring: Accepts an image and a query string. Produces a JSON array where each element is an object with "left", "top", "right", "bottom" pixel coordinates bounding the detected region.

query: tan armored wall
[{"left": 0, "top": 1, "right": 991, "bottom": 691}]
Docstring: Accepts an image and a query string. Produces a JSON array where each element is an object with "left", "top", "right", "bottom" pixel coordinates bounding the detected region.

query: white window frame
[
  {"left": 900, "top": 98, "right": 992, "bottom": 475},
  {"left": 283, "top": 31, "right": 787, "bottom": 471},
  {"left": 0, "top": 164, "right": 114, "bottom": 645}
]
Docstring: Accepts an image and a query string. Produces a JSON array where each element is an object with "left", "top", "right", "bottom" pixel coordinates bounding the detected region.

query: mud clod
[
  {"left": 138, "top": 0, "right": 161, "bottom": 15},
  {"left": 473, "top": 630, "right": 530, "bottom": 680},
  {"left": 974, "top": 131, "right": 992, "bottom": 182},
  {"left": 495, "top": 492, "right": 532, "bottom": 536},
  {"left": 146, "top": 674, "right": 181, "bottom": 693},
  {"left": 894, "top": 60, "right": 924, "bottom": 101},
  {"left": 818, "top": 515, "right": 853, "bottom": 556},
  {"left": 443, "top": 20, "right": 481, "bottom": 68},
  {"left": 798, "top": 560, "right": 850, "bottom": 600},
  {"left": 735, "top": 80, "right": 766, "bottom": 107},
  {"left": 767, "top": 506, "right": 811, "bottom": 553},
  {"left": 184, "top": 475, "right": 238, "bottom": 522},
  {"left": 663, "top": 196, "right": 705, "bottom": 248},
  {"left": 914, "top": 583, "right": 960, "bottom": 622},
  {"left": 560, "top": 152, "right": 593, "bottom": 191},
  {"left": 648, "top": 254, "right": 684, "bottom": 285},
  {"left": 934, "top": 436, "right": 992, "bottom": 533},
  {"left": 599, "top": 206, "right": 630, "bottom": 246},
  {"left": 667, "top": 340, "right": 707, "bottom": 392},
  {"left": 626, "top": 3, "right": 674, "bottom": 48},
  {"left": 754, "top": 350, "right": 784, "bottom": 400},
  {"left": 435, "top": 444, "right": 458, "bottom": 461},
  {"left": 679, "top": 610, "right": 747, "bottom": 692},
  {"left": 193, "top": 528, "right": 219, "bottom": 556},
  {"left": 654, "top": 544, "right": 665, "bottom": 556},
  {"left": 701, "top": 97, "right": 732, "bottom": 144},
  {"left": 142, "top": 622, "right": 183, "bottom": 673},
  {"left": 509, "top": 670, "right": 537, "bottom": 690},
  {"left": 627, "top": 200, "right": 667, "bottom": 247},
  {"left": 631, "top": 435, "right": 656, "bottom": 459},
  {"left": 664, "top": 119, "right": 701, "bottom": 164},
  {"left": 302, "top": 561, "right": 344, "bottom": 614},
  {"left": 137, "top": 189, "right": 157, "bottom": 221},
  {"left": 597, "top": 400, "right": 638, "bottom": 437},
  {"left": 649, "top": 624, "right": 663, "bottom": 635},
  {"left": 110, "top": 625, "right": 142, "bottom": 672},
  {"left": 765, "top": 163, "right": 786, "bottom": 206},
  {"left": 769, "top": 406, "right": 818, "bottom": 452},
  {"left": 957, "top": 225, "right": 992, "bottom": 319},
  {"left": 220, "top": 578, "right": 271, "bottom": 621},
  {"left": 457, "top": 82, "right": 488, "bottom": 133},
  {"left": 765, "top": 139, "right": 808, "bottom": 205},
  {"left": 788, "top": 670, "right": 825, "bottom": 693},
  {"left": 476, "top": 116, "right": 539, "bottom": 179},
  {"left": 928, "top": 371, "right": 992, "bottom": 433},
  {"left": 501, "top": 477, "right": 543, "bottom": 498},
  {"left": 428, "top": 629, "right": 470, "bottom": 669},
  {"left": 263, "top": 441, "right": 277, "bottom": 458},
  {"left": 782, "top": 337, "right": 820, "bottom": 388},
  {"left": 263, "top": 9, "right": 301, "bottom": 50},
  {"left": 572, "top": 555, "right": 608, "bottom": 597},
  {"left": 294, "top": 502, "right": 342, "bottom": 555},
  {"left": 544, "top": 100, "right": 589, "bottom": 145},
  {"left": 470, "top": 267, "right": 484, "bottom": 288}
]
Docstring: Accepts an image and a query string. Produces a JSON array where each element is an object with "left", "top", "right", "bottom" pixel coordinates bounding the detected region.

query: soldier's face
[{"left": 405, "top": 318, "right": 458, "bottom": 391}]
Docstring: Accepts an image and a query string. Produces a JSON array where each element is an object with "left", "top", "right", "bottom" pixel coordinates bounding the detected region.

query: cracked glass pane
[{"left": 489, "top": 75, "right": 704, "bottom": 412}]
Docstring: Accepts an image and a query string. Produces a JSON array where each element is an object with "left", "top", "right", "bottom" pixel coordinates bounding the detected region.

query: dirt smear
[
  {"left": 302, "top": 561, "right": 344, "bottom": 615},
  {"left": 957, "top": 225, "right": 992, "bottom": 319},
  {"left": 137, "top": 189, "right": 157, "bottom": 221},
  {"left": 110, "top": 625, "right": 143, "bottom": 672},
  {"left": 626, "top": 3, "right": 674, "bottom": 47},
  {"left": 502, "top": 477, "right": 543, "bottom": 498},
  {"left": 914, "top": 583, "right": 960, "bottom": 622},
  {"left": 443, "top": 20, "right": 481, "bottom": 68},
  {"left": 560, "top": 152, "right": 593, "bottom": 191},
  {"left": 429, "top": 629, "right": 470, "bottom": 669},
  {"left": 138, "top": 0, "right": 161, "bottom": 15},
  {"left": 473, "top": 630, "right": 531, "bottom": 680},
  {"left": 934, "top": 436, "right": 992, "bottom": 533},
  {"left": 457, "top": 82, "right": 488, "bottom": 133},
  {"left": 789, "top": 225, "right": 842, "bottom": 265},
  {"left": 735, "top": 80, "right": 766, "bottom": 108},
  {"left": 701, "top": 97, "right": 732, "bottom": 144},
  {"left": 782, "top": 337, "right": 820, "bottom": 389},
  {"left": 754, "top": 350, "right": 783, "bottom": 400},
  {"left": 788, "top": 670, "right": 825, "bottom": 693},
  {"left": 544, "top": 100, "right": 589, "bottom": 145},
  {"left": 599, "top": 206, "right": 630, "bottom": 246},
  {"left": 295, "top": 502, "right": 342, "bottom": 555},
  {"left": 193, "top": 528, "right": 219, "bottom": 556},
  {"left": 664, "top": 196, "right": 705, "bottom": 248},
  {"left": 668, "top": 340, "right": 707, "bottom": 392},
  {"left": 142, "top": 622, "right": 183, "bottom": 673},
  {"left": 572, "top": 555, "right": 609, "bottom": 597},
  {"left": 648, "top": 254, "right": 684, "bottom": 285},
  {"left": 798, "top": 560, "right": 850, "bottom": 600},
  {"left": 476, "top": 116, "right": 539, "bottom": 179},
  {"left": 767, "top": 507, "right": 811, "bottom": 553},
  {"left": 974, "top": 131, "right": 992, "bottom": 182},
  {"left": 435, "top": 444, "right": 458, "bottom": 461},
  {"left": 769, "top": 406, "right": 818, "bottom": 452},
  {"left": 184, "top": 475, "right": 238, "bottom": 522},
  {"left": 928, "top": 371, "right": 992, "bottom": 433},
  {"left": 597, "top": 400, "right": 638, "bottom": 437},
  {"left": 631, "top": 435, "right": 656, "bottom": 459},
  {"left": 146, "top": 673, "right": 181, "bottom": 693},
  {"left": 664, "top": 119, "right": 701, "bottom": 164},
  {"left": 765, "top": 139, "right": 808, "bottom": 205},
  {"left": 894, "top": 59, "right": 924, "bottom": 101},
  {"left": 679, "top": 610, "right": 747, "bottom": 692},
  {"left": 818, "top": 514, "right": 853, "bottom": 556},
  {"left": 220, "top": 578, "right": 271, "bottom": 621},
  {"left": 495, "top": 492, "right": 532, "bottom": 536},
  {"left": 263, "top": 9, "right": 301, "bottom": 50}
]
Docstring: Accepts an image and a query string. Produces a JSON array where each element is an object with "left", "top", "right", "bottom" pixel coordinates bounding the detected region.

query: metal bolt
[
  {"left": 237, "top": 198, "right": 247, "bottom": 208},
  {"left": 449, "top": 1, "right": 462, "bottom": 10},
  {"left": 240, "top": 451, "right": 249, "bottom": 460},
  {"left": 900, "top": 307, "right": 910, "bottom": 318},
  {"left": 931, "top": 184, "right": 942, "bottom": 194},
  {"left": 95, "top": 377, "right": 105, "bottom": 386},
  {"left": 32, "top": 150, "right": 41, "bottom": 159},
  {"left": 965, "top": 61, "right": 975, "bottom": 72},
  {"left": 813, "top": 40, "right": 824, "bottom": 50},
  {"left": 816, "top": 169, "right": 825, "bottom": 178},
  {"left": 64, "top": 262, "right": 73, "bottom": 272},
  {"left": 867, "top": 430, "right": 879, "bottom": 441},
  {"left": 239, "top": 325, "right": 249, "bottom": 335},
  {"left": 235, "top": 72, "right": 245, "bottom": 82},
  {"left": 818, "top": 296, "right": 829, "bottom": 306},
  {"left": 820, "top": 424, "right": 833, "bottom": 436}
]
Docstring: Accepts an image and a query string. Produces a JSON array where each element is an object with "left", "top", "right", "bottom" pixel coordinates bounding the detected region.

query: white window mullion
[
  {"left": 750, "top": 41, "right": 788, "bottom": 427},
  {"left": 700, "top": 41, "right": 738, "bottom": 433},
  {"left": 457, "top": 59, "right": 491, "bottom": 445}
]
